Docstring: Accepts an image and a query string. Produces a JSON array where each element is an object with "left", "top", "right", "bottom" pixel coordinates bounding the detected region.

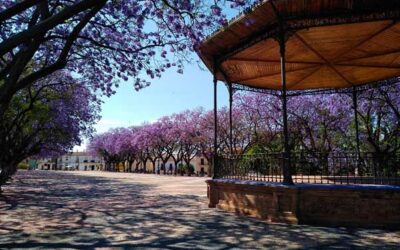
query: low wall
[{"left": 206, "top": 179, "right": 400, "bottom": 229}]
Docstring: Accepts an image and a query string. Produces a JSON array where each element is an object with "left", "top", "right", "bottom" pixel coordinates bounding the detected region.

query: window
[{"left": 200, "top": 158, "right": 205, "bottom": 165}]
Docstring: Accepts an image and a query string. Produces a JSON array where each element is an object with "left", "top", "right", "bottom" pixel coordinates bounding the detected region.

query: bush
[
  {"left": 177, "top": 164, "right": 195, "bottom": 175},
  {"left": 241, "top": 144, "right": 271, "bottom": 175},
  {"left": 17, "top": 162, "right": 29, "bottom": 170},
  {"left": 187, "top": 164, "right": 195, "bottom": 174}
]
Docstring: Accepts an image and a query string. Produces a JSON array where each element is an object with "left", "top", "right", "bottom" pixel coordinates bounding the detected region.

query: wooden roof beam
[
  {"left": 334, "top": 63, "right": 400, "bottom": 69},
  {"left": 332, "top": 21, "right": 398, "bottom": 62},
  {"left": 288, "top": 67, "right": 322, "bottom": 89},
  {"left": 231, "top": 65, "right": 320, "bottom": 83},
  {"left": 294, "top": 33, "right": 354, "bottom": 87},
  {"left": 339, "top": 49, "right": 400, "bottom": 62},
  {"left": 228, "top": 58, "right": 323, "bottom": 65},
  {"left": 227, "top": 58, "right": 400, "bottom": 69}
]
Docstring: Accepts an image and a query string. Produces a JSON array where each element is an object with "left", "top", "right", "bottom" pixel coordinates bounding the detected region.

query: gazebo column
[
  {"left": 213, "top": 72, "right": 219, "bottom": 179},
  {"left": 228, "top": 83, "right": 233, "bottom": 155},
  {"left": 279, "top": 34, "right": 294, "bottom": 185},
  {"left": 352, "top": 86, "right": 361, "bottom": 175},
  {"left": 228, "top": 83, "right": 234, "bottom": 179}
]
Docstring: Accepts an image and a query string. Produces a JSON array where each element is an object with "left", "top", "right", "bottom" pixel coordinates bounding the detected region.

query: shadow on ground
[{"left": 0, "top": 171, "right": 399, "bottom": 249}]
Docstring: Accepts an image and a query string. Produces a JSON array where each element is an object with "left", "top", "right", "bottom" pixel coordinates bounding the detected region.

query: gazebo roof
[{"left": 198, "top": 0, "right": 400, "bottom": 91}]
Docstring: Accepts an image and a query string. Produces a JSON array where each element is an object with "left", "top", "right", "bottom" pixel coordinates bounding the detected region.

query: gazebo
[{"left": 198, "top": 0, "right": 400, "bottom": 228}]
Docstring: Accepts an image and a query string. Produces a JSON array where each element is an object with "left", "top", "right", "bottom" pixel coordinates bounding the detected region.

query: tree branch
[
  {"left": 0, "top": 0, "right": 45, "bottom": 24},
  {"left": 0, "top": 0, "right": 105, "bottom": 55},
  {"left": 10, "top": 3, "right": 105, "bottom": 103}
]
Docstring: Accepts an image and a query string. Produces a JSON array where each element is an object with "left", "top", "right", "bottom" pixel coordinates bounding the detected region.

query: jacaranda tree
[
  {"left": 357, "top": 84, "right": 400, "bottom": 162},
  {"left": 0, "top": 0, "right": 256, "bottom": 185},
  {"left": 88, "top": 84, "right": 400, "bottom": 177},
  {"left": 0, "top": 0, "right": 254, "bottom": 115},
  {"left": 0, "top": 71, "right": 100, "bottom": 187}
]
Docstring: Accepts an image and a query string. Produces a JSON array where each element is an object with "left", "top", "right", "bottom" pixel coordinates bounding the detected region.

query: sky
[
  {"left": 73, "top": 62, "right": 230, "bottom": 151},
  {"left": 90, "top": 6, "right": 243, "bottom": 135},
  {"left": 73, "top": 6, "right": 241, "bottom": 151},
  {"left": 99, "top": 63, "right": 230, "bottom": 132}
]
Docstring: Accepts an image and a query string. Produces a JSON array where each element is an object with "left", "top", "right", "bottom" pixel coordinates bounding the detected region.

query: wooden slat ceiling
[{"left": 198, "top": 0, "right": 400, "bottom": 90}]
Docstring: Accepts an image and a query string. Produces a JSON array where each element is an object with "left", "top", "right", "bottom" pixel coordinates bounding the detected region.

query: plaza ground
[{"left": 0, "top": 171, "right": 399, "bottom": 249}]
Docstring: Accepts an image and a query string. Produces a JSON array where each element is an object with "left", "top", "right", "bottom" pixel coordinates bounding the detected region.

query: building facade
[
  {"left": 37, "top": 152, "right": 210, "bottom": 176},
  {"left": 37, "top": 152, "right": 104, "bottom": 171},
  {"left": 134, "top": 155, "right": 210, "bottom": 176}
]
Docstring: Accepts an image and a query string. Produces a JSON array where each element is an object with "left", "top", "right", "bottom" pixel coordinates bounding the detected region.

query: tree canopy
[
  {"left": 0, "top": 0, "right": 255, "bottom": 187},
  {"left": 0, "top": 0, "right": 253, "bottom": 111},
  {"left": 0, "top": 71, "right": 100, "bottom": 186},
  {"left": 88, "top": 84, "right": 400, "bottom": 175}
]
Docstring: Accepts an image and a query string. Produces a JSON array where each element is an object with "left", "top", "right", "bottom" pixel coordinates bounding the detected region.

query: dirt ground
[{"left": 0, "top": 170, "right": 399, "bottom": 249}]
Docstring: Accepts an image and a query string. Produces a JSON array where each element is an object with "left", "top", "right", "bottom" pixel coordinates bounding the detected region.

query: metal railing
[{"left": 216, "top": 152, "right": 400, "bottom": 185}]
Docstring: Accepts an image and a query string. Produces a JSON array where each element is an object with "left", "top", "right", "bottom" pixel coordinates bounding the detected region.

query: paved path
[{"left": 0, "top": 171, "right": 399, "bottom": 249}]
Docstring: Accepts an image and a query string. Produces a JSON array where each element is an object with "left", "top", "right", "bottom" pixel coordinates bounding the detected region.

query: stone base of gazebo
[{"left": 206, "top": 179, "right": 400, "bottom": 229}]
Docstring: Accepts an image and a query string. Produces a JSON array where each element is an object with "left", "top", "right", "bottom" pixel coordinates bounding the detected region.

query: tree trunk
[
  {"left": 162, "top": 160, "right": 168, "bottom": 175},
  {"left": 135, "top": 162, "right": 140, "bottom": 172},
  {"left": 184, "top": 159, "right": 192, "bottom": 176},
  {"left": 151, "top": 160, "right": 156, "bottom": 174},
  {"left": 0, "top": 161, "right": 18, "bottom": 188},
  {"left": 172, "top": 160, "right": 178, "bottom": 175},
  {"left": 128, "top": 160, "right": 134, "bottom": 172},
  {"left": 105, "top": 161, "right": 111, "bottom": 171},
  {"left": 142, "top": 158, "right": 148, "bottom": 173}
]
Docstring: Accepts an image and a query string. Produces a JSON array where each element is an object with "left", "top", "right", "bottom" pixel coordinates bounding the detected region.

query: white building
[
  {"left": 37, "top": 152, "right": 210, "bottom": 176},
  {"left": 138, "top": 155, "right": 210, "bottom": 176},
  {"left": 37, "top": 152, "right": 104, "bottom": 171},
  {"left": 37, "top": 158, "right": 57, "bottom": 170}
]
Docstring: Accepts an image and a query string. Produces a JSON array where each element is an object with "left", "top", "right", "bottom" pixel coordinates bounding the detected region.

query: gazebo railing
[{"left": 216, "top": 152, "right": 400, "bottom": 185}]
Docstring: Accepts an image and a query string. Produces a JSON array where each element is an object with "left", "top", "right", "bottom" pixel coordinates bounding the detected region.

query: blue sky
[
  {"left": 74, "top": 6, "right": 241, "bottom": 151},
  {"left": 97, "top": 63, "right": 229, "bottom": 133},
  {"left": 93, "top": 6, "right": 243, "bottom": 134},
  {"left": 74, "top": 63, "right": 230, "bottom": 151}
]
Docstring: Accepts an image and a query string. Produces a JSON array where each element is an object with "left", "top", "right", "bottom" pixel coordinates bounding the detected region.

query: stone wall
[{"left": 207, "top": 180, "right": 400, "bottom": 229}]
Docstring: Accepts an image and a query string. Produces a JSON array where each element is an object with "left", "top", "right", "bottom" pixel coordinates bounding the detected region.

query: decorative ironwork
[
  {"left": 216, "top": 152, "right": 400, "bottom": 186},
  {"left": 232, "top": 77, "right": 400, "bottom": 96}
]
